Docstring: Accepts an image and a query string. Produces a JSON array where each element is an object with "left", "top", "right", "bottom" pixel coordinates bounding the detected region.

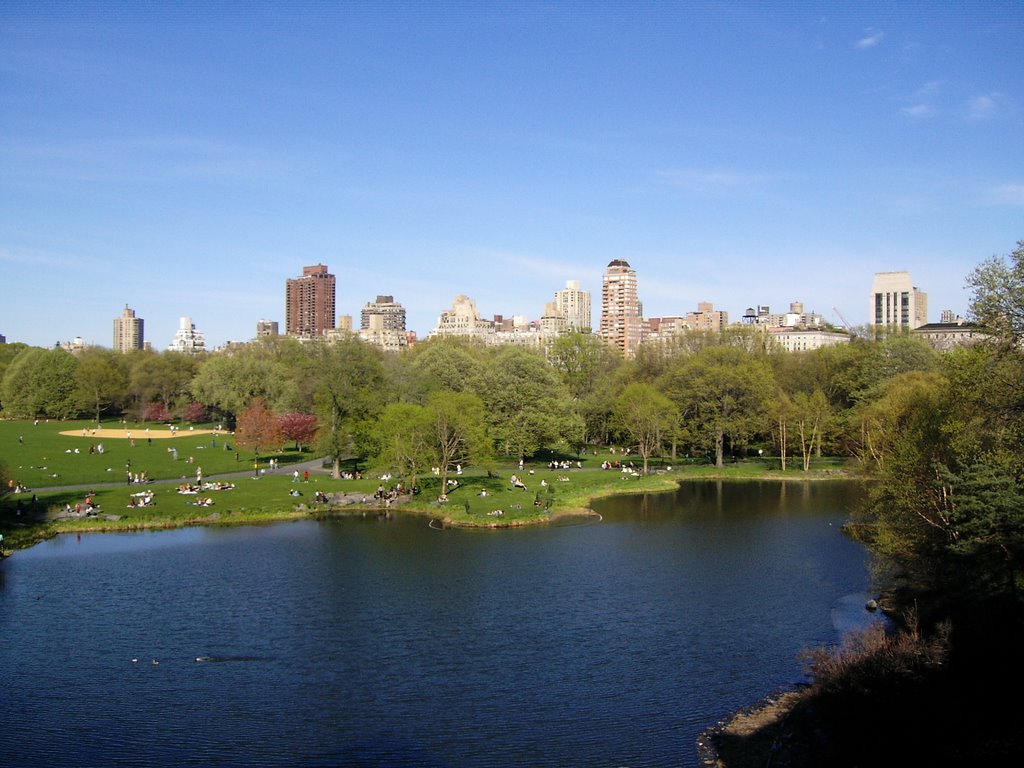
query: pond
[{"left": 0, "top": 480, "right": 873, "bottom": 767}]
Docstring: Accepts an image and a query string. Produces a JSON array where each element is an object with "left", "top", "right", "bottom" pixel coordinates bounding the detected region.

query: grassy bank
[
  {"left": 2, "top": 417, "right": 861, "bottom": 553},
  {"left": 0, "top": 417, "right": 309, "bottom": 489}
]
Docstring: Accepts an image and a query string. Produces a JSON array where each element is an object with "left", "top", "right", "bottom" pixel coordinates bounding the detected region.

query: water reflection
[{"left": 1, "top": 479, "right": 870, "bottom": 768}]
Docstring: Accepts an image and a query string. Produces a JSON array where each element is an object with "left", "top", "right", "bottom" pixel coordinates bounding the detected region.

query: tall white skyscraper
[
  {"left": 870, "top": 272, "right": 928, "bottom": 330},
  {"left": 168, "top": 317, "right": 206, "bottom": 354}
]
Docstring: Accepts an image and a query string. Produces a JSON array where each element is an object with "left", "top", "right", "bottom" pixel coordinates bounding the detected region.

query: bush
[{"left": 802, "top": 610, "right": 949, "bottom": 698}]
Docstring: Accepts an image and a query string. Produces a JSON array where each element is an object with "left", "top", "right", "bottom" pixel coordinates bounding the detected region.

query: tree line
[
  {"left": 0, "top": 316, "right": 949, "bottom": 471},
  {"left": 2, "top": 241, "right": 1022, "bottom": 625}
]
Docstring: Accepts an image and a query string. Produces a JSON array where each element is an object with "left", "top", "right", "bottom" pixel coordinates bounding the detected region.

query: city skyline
[{"left": 2, "top": 3, "right": 1021, "bottom": 348}]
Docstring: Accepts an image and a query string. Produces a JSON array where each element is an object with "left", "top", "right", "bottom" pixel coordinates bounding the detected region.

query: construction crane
[{"left": 832, "top": 307, "right": 856, "bottom": 336}]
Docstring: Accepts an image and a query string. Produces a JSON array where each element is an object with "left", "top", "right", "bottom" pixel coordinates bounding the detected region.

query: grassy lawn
[
  {"left": 0, "top": 417, "right": 309, "bottom": 488},
  {"left": 1, "top": 417, "right": 861, "bottom": 552}
]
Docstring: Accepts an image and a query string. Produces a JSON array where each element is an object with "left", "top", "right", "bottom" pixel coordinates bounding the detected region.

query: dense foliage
[{"left": 3, "top": 244, "right": 1021, "bottom": 632}]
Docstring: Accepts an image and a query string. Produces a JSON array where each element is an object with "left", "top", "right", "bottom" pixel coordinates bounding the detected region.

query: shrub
[{"left": 802, "top": 610, "right": 950, "bottom": 698}]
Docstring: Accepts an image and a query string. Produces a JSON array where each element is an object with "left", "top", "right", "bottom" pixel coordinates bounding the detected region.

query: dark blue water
[{"left": 0, "top": 480, "right": 872, "bottom": 767}]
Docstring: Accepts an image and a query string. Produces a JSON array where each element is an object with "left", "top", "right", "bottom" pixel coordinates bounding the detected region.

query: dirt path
[{"left": 59, "top": 427, "right": 226, "bottom": 440}]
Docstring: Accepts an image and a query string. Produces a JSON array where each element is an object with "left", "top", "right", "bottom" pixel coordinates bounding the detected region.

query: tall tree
[
  {"left": 425, "top": 390, "right": 491, "bottom": 495},
  {"left": 190, "top": 348, "right": 296, "bottom": 423},
  {"left": 368, "top": 402, "right": 435, "bottom": 491},
  {"left": 967, "top": 239, "right": 1024, "bottom": 346},
  {"left": 311, "top": 337, "right": 387, "bottom": 478},
  {"left": 477, "top": 346, "right": 580, "bottom": 460},
  {"left": 853, "top": 250, "right": 1024, "bottom": 617},
  {"left": 74, "top": 347, "right": 129, "bottom": 422},
  {"left": 405, "top": 337, "right": 485, "bottom": 401},
  {"left": 548, "top": 331, "right": 620, "bottom": 400},
  {"left": 792, "top": 389, "right": 830, "bottom": 472},
  {"left": 612, "top": 382, "right": 677, "bottom": 474},
  {"left": 129, "top": 351, "right": 198, "bottom": 417},
  {"left": 660, "top": 346, "right": 775, "bottom": 467},
  {"left": 0, "top": 347, "right": 80, "bottom": 419}
]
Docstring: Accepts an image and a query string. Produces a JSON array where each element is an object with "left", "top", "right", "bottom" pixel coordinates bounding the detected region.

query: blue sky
[{"left": 2, "top": 1, "right": 1021, "bottom": 349}]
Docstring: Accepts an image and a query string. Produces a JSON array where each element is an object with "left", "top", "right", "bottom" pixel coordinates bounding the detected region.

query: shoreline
[
  {"left": 1, "top": 466, "right": 864, "bottom": 556},
  {"left": 1, "top": 467, "right": 869, "bottom": 764},
  {"left": 696, "top": 688, "right": 806, "bottom": 767}
]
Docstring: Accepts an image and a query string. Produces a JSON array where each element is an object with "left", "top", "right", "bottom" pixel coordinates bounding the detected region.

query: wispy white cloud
[
  {"left": 489, "top": 250, "right": 597, "bottom": 283},
  {"left": 855, "top": 29, "right": 885, "bottom": 49},
  {"left": 2, "top": 135, "right": 306, "bottom": 185},
  {"left": 965, "top": 93, "right": 1000, "bottom": 121},
  {"left": 0, "top": 245, "right": 81, "bottom": 268},
  {"left": 653, "top": 168, "right": 770, "bottom": 193},
  {"left": 914, "top": 80, "right": 943, "bottom": 98},
  {"left": 983, "top": 183, "right": 1024, "bottom": 208},
  {"left": 901, "top": 104, "right": 934, "bottom": 118}
]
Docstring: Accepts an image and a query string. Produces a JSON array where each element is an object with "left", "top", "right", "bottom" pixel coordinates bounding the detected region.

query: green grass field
[
  {"left": 1, "top": 417, "right": 861, "bottom": 553},
  {"left": 0, "top": 417, "right": 308, "bottom": 488}
]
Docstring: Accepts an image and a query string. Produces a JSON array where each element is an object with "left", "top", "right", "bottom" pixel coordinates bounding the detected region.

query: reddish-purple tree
[
  {"left": 142, "top": 401, "right": 173, "bottom": 422},
  {"left": 236, "top": 399, "right": 283, "bottom": 474},
  {"left": 278, "top": 412, "right": 319, "bottom": 451},
  {"left": 181, "top": 401, "right": 207, "bottom": 423}
]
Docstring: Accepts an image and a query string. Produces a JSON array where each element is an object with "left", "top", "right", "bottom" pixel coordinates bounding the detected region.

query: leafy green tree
[
  {"left": 548, "top": 331, "right": 620, "bottom": 400},
  {"left": 853, "top": 249, "right": 1024, "bottom": 616},
  {"left": 74, "top": 347, "right": 129, "bottom": 422},
  {"left": 660, "top": 346, "right": 775, "bottom": 467},
  {"left": 853, "top": 370, "right": 946, "bottom": 474},
  {"left": 128, "top": 351, "right": 198, "bottom": 417},
  {"left": 368, "top": 402, "right": 435, "bottom": 490},
  {"left": 612, "top": 382, "right": 677, "bottom": 474},
  {"left": 792, "top": 389, "right": 830, "bottom": 471},
  {"left": 852, "top": 335, "right": 937, "bottom": 403},
  {"left": 0, "top": 342, "right": 29, "bottom": 404},
  {"left": 773, "top": 389, "right": 792, "bottom": 472},
  {"left": 0, "top": 347, "right": 80, "bottom": 419},
  {"left": 425, "top": 390, "right": 491, "bottom": 495},
  {"left": 311, "top": 337, "right": 387, "bottom": 479},
  {"left": 477, "top": 346, "right": 580, "bottom": 460},
  {"left": 190, "top": 348, "right": 295, "bottom": 423},
  {"left": 967, "top": 239, "right": 1024, "bottom": 345},
  {"left": 406, "top": 337, "right": 485, "bottom": 400}
]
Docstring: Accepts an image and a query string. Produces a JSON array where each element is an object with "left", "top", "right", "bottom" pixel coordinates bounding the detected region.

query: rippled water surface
[{"left": 1, "top": 480, "right": 870, "bottom": 767}]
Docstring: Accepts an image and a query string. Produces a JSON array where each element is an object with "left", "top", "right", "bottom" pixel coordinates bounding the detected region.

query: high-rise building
[
  {"left": 360, "top": 295, "right": 406, "bottom": 333},
  {"left": 600, "top": 260, "right": 643, "bottom": 357},
  {"left": 168, "top": 317, "right": 206, "bottom": 354},
  {"left": 113, "top": 305, "right": 144, "bottom": 352},
  {"left": 286, "top": 264, "right": 336, "bottom": 337},
  {"left": 360, "top": 295, "right": 408, "bottom": 351},
  {"left": 554, "top": 279, "right": 592, "bottom": 332},
  {"left": 870, "top": 272, "right": 927, "bottom": 330}
]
